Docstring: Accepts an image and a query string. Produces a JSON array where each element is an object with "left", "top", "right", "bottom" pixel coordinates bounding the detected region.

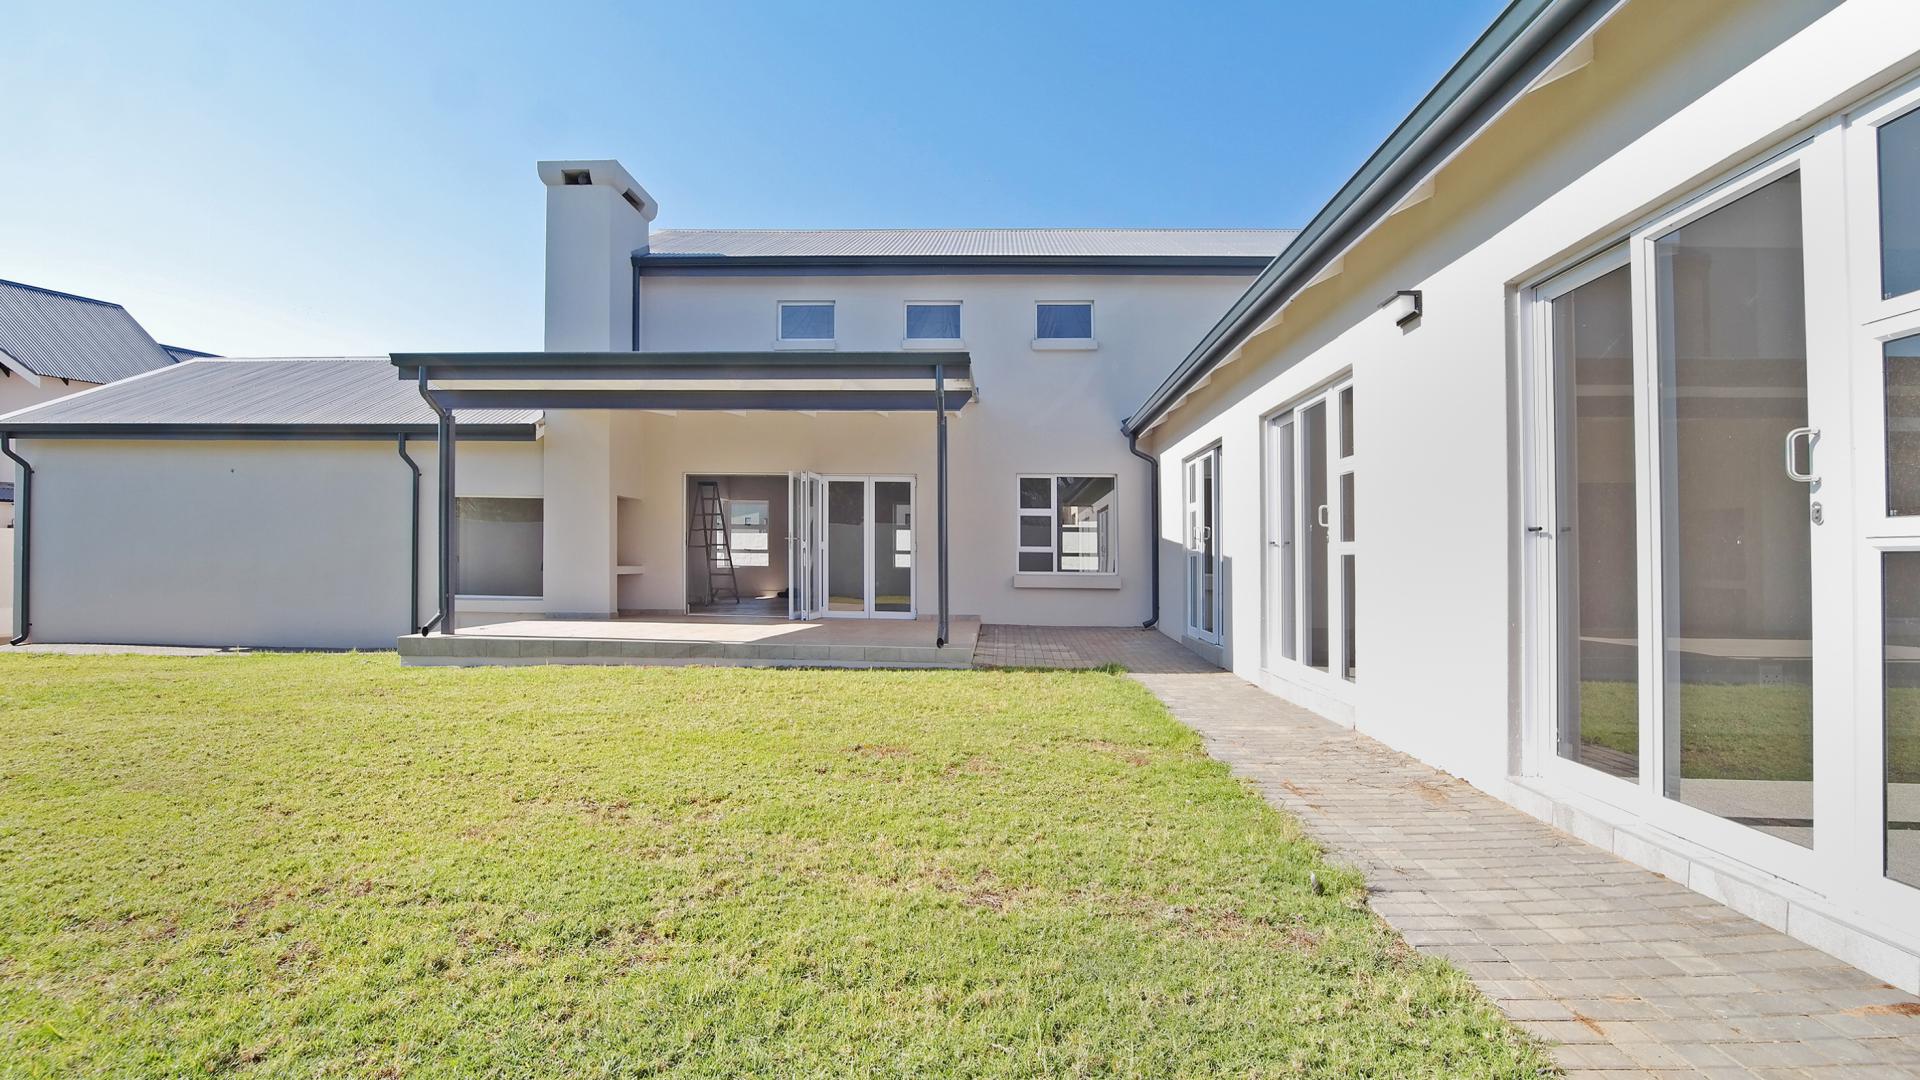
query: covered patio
[
  {"left": 394, "top": 351, "right": 975, "bottom": 667},
  {"left": 397, "top": 612, "right": 979, "bottom": 667}
]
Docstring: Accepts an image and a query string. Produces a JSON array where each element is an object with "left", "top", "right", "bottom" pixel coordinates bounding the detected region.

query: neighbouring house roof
[
  {"left": 0, "top": 278, "right": 181, "bottom": 385},
  {"left": 1124, "top": 0, "right": 1621, "bottom": 435},
  {"left": 638, "top": 228, "right": 1296, "bottom": 272},
  {"left": 162, "top": 344, "right": 218, "bottom": 363},
  {"left": 0, "top": 357, "right": 541, "bottom": 440}
]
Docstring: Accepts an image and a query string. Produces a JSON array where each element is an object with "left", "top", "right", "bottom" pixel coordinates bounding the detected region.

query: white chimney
[{"left": 537, "top": 160, "right": 657, "bottom": 351}]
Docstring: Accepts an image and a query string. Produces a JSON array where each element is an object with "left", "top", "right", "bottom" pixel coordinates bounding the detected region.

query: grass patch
[{"left": 0, "top": 655, "right": 1548, "bottom": 1078}]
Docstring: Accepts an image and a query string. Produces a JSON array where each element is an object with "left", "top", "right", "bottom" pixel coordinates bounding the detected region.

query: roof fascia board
[
  {"left": 393, "top": 351, "right": 971, "bottom": 375},
  {"left": 1124, "top": 0, "right": 1623, "bottom": 435}
]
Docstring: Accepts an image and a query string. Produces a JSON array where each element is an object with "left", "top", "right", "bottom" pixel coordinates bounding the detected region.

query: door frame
[
  {"left": 815, "top": 474, "right": 918, "bottom": 620},
  {"left": 1183, "top": 445, "right": 1222, "bottom": 644},
  {"left": 1259, "top": 374, "right": 1357, "bottom": 700}
]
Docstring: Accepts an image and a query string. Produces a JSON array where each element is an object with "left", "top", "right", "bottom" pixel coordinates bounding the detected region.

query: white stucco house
[{"left": 3, "top": 0, "right": 1917, "bottom": 992}]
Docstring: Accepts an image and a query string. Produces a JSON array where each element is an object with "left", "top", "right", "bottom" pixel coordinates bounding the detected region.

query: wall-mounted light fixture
[{"left": 1382, "top": 289, "right": 1422, "bottom": 327}]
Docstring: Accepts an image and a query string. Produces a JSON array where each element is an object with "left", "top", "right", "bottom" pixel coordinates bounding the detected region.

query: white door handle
[
  {"left": 1317, "top": 504, "right": 1330, "bottom": 528},
  {"left": 1784, "top": 426, "right": 1819, "bottom": 484}
]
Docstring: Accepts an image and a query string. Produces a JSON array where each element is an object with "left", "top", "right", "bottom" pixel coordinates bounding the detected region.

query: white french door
[
  {"left": 1183, "top": 448, "right": 1221, "bottom": 643},
  {"left": 1525, "top": 128, "right": 1854, "bottom": 887},
  {"left": 804, "top": 475, "right": 915, "bottom": 620},
  {"left": 1263, "top": 377, "right": 1356, "bottom": 690}
]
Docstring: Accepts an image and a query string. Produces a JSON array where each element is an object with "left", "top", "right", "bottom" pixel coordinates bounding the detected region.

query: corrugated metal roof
[
  {"left": 0, "top": 357, "right": 540, "bottom": 435},
  {"left": 0, "top": 278, "right": 179, "bottom": 384},
  {"left": 645, "top": 228, "right": 1296, "bottom": 259},
  {"left": 162, "top": 344, "right": 218, "bottom": 363}
]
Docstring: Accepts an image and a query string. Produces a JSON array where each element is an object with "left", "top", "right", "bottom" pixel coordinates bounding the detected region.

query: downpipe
[
  {"left": 1125, "top": 426, "right": 1160, "bottom": 631},
  {"left": 2, "top": 436, "right": 31, "bottom": 645},
  {"left": 396, "top": 435, "right": 428, "bottom": 635}
]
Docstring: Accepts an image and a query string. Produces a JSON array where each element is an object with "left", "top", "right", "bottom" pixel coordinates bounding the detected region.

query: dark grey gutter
[
  {"left": 1124, "top": 0, "right": 1618, "bottom": 436},
  {"left": 1126, "top": 428, "right": 1160, "bottom": 631},
  {"left": 634, "top": 254, "right": 1278, "bottom": 277},
  {"left": 0, "top": 424, "right": 536, "bottom": 441},
  {"left": 396, "top": 435, "right": 424, "bottom": 635},
  {"left": 393, "top": 350, "right": 970, "bottom": 374},
  {"left": 2, "top": 437, "right": 30, "bottom": 645}
]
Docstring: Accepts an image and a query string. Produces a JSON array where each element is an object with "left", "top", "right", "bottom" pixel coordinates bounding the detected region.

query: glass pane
[
  {"left": 1020, "top": 550, "right": 1054, "bottom": 573},
  {"left": 826, "top": 480, "right": 865, "bottom": 612},
  {"left": 1304, "top": 402, "right": 1329, "bottom": 670},
  {"left": 1018, "top": 477, "right": 1052, "bottom": 509},
  {"left": 1018, "top": 514, "right": 1052, "bottom": 549},
  {"left": 1552, "top": 264, "right": 1639, "bottom": 780},
  {"left": 726, "top": 499, "right": 771, "bottom": 568},
  {"left": 906, "top": 303, "right": 961, "bottom": 340},
  {"left": 1273, "top": 418, "right": 1297, "bottom": 663},
  {"left": 1200, "top": 455, "right": 1216, "bottom": 634},
  {"left": 1656, "top": 174, "right": 1812, "bottom": 846},
  {"left": 455, "top": 497, "right": 543, "bottom": 598},
  {"left": 1036, "top": 303, "right": 1093, "bottom": 340},
  {"left": 872, "top": 481, "right": 912, "bottom": 613},
  {"left": 1880, "top": 107, "right": 1920, "bottom": 299},
  {"left": 1886, "top": 552, "right": 1920, "bottom": 888},
  {"left": 1887, "top": 336, "right": 1920, "bottom": 516},
  {"left": 779, "top": 303, "right": 834, "bottom": 340},
  {"left": 1341, "top": 555, "right": 1356, "bottom": 682},
  {"left": 1339, "top": 472, "right": 1355, "bottom": 542},
  {"left": 1057, "top": 476, "right": 1115, "bottom": 573},
  {"left": 1339, "top": 386, "right": 1354, "bottom": 458}
]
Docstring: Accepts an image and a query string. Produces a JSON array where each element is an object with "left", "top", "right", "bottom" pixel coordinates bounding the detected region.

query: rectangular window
[
  {"left": 1017, "top": 475, "right": 1116, "bottom": 573},
  {"left": 1035, "top": 302, "right": 1094, "bottom": 341},
  {"left": 1887, "top": 335, "right": 1920, "bottom": 516},
  {"left": 1880, "top": 106, "right": 1920, "bottom": 300},
  {"left": 905, "top": 302, "right": 961, "bottom": 342},
  {"left": 727, "top": 499, "right": 771, "bottom": 568},
  {"left": 456, "top": 497, "right": 543, "bottom": 598},
  {"left": 777, "top": 301, "right": 834, "bottom": 342}
]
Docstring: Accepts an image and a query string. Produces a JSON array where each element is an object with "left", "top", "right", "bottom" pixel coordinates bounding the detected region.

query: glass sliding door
[
  {"left": 1261, "top": 377, "right": 1357, "bottom": 693},
  {"left": 1654, "top": 172, "right": 1816, "bottom": 847},
  {"left": 1184, "top": 449, "right": 1220, "bottom": 643},
  {"left": 872, "top": 480, "right": 914, "bottom": 615},
  {"left": 824, "top": 479, "right": 867, "bottom": 614},
  {"left": 1542, "top": 255, "right": 1640, "bottom": 780}
]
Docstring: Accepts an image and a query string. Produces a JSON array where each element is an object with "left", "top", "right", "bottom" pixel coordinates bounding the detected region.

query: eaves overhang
[
  {"left": 1123, "top": 0, "right": 1624, "bottom": 437},
  {"left": 393, "top": 351, "right": 976, "bottom": 413}
]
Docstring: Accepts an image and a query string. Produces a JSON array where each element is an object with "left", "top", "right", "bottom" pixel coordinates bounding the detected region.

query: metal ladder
[{"left": 689, "top": 481, "right": 740, "bottom": 606}]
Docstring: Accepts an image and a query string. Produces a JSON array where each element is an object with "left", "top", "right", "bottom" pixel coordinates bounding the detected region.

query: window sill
[
  {"left": 1011, "top": 572, "right": 1122, "bottom": 590},
  {"left": 1031, "top": 338, "right": 1098, "bottom": 352},
  {"left": 902, "top": 338, "right": 965, "bottom": 350},
  {"left": 773, "top": 339, "right": 836, "bottom": 351}
]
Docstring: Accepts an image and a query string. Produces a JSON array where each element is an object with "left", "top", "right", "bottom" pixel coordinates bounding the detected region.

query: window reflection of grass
[{"left": 1578, "top": 683, "right": 1920, "bottom": 783}]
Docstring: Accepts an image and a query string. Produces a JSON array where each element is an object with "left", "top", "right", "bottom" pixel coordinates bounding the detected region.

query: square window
[
  {"left": 906, "top": 303, "right": 961, "bottom": 341},
  {"left": 1036, "top": 302, "right": 1093, "bottom": 340},
  {"left": 455, "top": 497, "right": 543, "bottom": 597},
  {"left": 778, "top": 302, "right": 834, "bottom": 342},
  {"left": 1016, "top": 474, "right": 1116, "bottom": 575}
]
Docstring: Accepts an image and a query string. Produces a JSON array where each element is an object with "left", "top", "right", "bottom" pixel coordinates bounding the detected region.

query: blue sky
[{"left": 2, "top": 0, "right": 1507, "bottom": 356}]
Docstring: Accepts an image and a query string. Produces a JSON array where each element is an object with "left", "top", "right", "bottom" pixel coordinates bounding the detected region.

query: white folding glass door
[
  {"left": 1263, "top": 378, "right": 1357, "bottom": 688},
  {"left": 1184, "top": 449, "right": 1221, "bottom": 643},
  {"left": 788, "top": 472, "right": 825, "bottom": 620},
  {"left": 1527, "top": 134, "right": 1852, "bottom": 883},
  {"left": 813, "top": 476, "right": 915, "bottom": 619}
]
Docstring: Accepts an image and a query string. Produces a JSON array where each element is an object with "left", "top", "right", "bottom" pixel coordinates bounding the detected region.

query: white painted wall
[
  {"left": 1142, "top": 0, "right": 1920, "bottom": 978},
  {"left": 612, "top": 272, "right": 1254, "bottom": 623},
  {"left": 14, "top": 437, "right": 540, "bottom": 648}
]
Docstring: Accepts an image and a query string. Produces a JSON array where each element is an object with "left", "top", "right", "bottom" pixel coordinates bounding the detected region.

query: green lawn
[{"left": 0, "top": 655, "right": 1547, "bottom": 1078}]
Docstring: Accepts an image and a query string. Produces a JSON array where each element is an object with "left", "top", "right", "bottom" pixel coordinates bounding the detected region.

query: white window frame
[
  {"left": 775, "top": 300, "right": 836, "bottom": 349},
  {"left": 902, "top": 300, "right": 963, "bottom": 349},
  {"left": 1014, "top": 474, "right": 1118, "bottom": 577},
  {"left": 1033, "top": 300, "right": 1097, "bottom": 351}
]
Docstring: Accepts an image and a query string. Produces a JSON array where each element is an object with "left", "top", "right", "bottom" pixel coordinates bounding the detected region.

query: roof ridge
[{"left": 0, "top": 277, "right": 127, "bottom": 310}]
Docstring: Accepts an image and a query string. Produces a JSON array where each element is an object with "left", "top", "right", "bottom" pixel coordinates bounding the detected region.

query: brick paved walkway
[{"left": 980, "top": 625, "right": 1920, "bottom": 1079}]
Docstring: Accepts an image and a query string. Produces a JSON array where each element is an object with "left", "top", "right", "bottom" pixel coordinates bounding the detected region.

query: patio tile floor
[{"left": 977, "top": 624, "right": 1920, "bottom": 1079}]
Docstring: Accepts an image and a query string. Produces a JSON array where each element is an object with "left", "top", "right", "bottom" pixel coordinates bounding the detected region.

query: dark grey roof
[
  {"left": 162, "top": 344, "right": 217, "bottom": 363},
  {"left": 1127, "top": 0, "right": 1617, "bottom": 433},
  {"left": 0, "top": 279, "right": 179, "bottom": 384},
  {"left": 647, "top": 228, "right": 1295, "bottom": 259},
  {"left": 0, "top": 358, "right": 540, "bottom": 439}
]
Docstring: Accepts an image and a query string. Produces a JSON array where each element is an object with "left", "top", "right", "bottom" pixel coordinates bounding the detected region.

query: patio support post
[
  {"left": 419, "top": 368, "right": 457, "bottom": 635},
  {"left": 935, "top": 363, "right": 949, "bottom": 647}
]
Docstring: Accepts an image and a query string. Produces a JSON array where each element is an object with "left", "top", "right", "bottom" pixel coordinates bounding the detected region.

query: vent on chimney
[
  {"left": 621, "top": 190, "right": 647, "bottom": 215},
  {"left": 562, "top": 169, "right": 592, "bottom": 186}
]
